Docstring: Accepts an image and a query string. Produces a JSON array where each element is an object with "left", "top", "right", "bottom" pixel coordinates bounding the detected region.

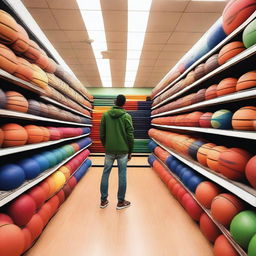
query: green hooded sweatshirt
[{"left": 100, "top": 106, "right": 134, "bottom": 154}]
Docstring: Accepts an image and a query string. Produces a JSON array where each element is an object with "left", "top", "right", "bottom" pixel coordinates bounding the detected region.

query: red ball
[
  {"left": 38, "top": 203, "right": 52, "bottom": 226},
  {"left": 56, "top": 190, "right": 65, "bottom": 205},
  {"left": 199, "top": 112, "right": 213, "bottom": 128},
  {"left": 0, "top": 213, "right": 13, "bottom": 224},
  {"left": 39, "top": 180, "right": 50, "bottom": 196},
  {"left": 185, "top": 198, "right": 204, "bottom": 221},
  {"left": 8, "top": 194, "right": 36, "bottom": 226},
  {"left": 27, "top": 186, "right": 47, "bottom": 209},
  {"left": 177, "top": 187, "right": 187, "bottom": 202},
  {"left": 199, "top": 213, "right": 221, "bottom": 242},
  {"left": 167, "top": 178, "right": 177, "bottom": 192},
  {"left": 63, "top": 183, "right": 72, "bottom": 198},
  {"left": 26, "top": 214, "right": 44, "bottom": 241},
  {"left": 214, "top": 235, "right": 239, "bottom": 256},
  {"left": 172, "top": 183, "right": 181, "bottom": 198},
  {"left": 48, "top": 195, "right": 60, "bottom": 215},
  {"left": 245, "top": 155, "right": 256, "bottom": 188},
  {"left": 48, "top": 127, "right": 62, "bottom": 140},
  {"left": 21, "top": 227, "right": 32, "bottom": 252},
  {"left": 181, "top": 193, "right": 193, "bottom": 208}
]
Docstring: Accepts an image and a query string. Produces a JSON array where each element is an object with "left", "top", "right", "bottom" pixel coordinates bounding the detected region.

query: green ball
[
  {"left": 243, "top": 19, "right": 256, "bottom": 48},
  {"left": 59, "top": 148, "right": 68, "bottom": 160},
  {"left": 42, "top": 151, "right": 57, "bottom": 168},
  {"left": 63, "top": 145, "right": 75, "bottom": 157},
  {"left": 248, "top": 234, "right": 256, "bottom": 256},
  {"left": 230, "top": 210, "right": 256, "bottom": 249},
  {"left": 52, "top": 149, "right": 63, "bottom": 163}
]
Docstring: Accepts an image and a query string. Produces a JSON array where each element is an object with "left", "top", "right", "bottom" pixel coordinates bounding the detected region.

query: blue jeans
[{"left": 100, "top": 153, "right": 128, "bottom": 202}]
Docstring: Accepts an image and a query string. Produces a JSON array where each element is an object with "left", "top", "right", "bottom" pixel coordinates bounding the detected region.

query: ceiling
[{"left": 21, "top": 0, "right": 227, "bottom": 88}]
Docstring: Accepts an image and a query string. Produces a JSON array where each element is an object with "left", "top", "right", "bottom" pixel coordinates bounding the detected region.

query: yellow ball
[
  {"left": 58, "top": 166, "right": 71, "bottom": 180},
  {"left": 51, "top": 171, "right": 66, "bottom": 192}
]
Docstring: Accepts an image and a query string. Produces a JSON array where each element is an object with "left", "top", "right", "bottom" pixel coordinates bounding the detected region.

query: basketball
[
  {"left": 194, "top": 64, "right": 206, "bottom": 80},
  {"left": 13, "top": 57, "right": 33, "bottom": 82},
  {"left": 232, "top": 106, "right": 256, "bottom": 131},
  {"left": 24, "top": 125, "right": 44, "bottom": 144},
  {"left": 35, "top": 50, "right": 50, "bottom": 70},
  {"left": 245, "top": 156, "right": 256, "bottom": 188},
  {"left": 199, "top": 112, "right": 213, "bottom": 128},
  {"left": 223, "top": 0, "right": 256, "bottom": 35},
  {"left": 218, "top": 148, "right": 252, "bottom": 180},
  {"left": 10, "top": 24, "right": 29, "bottom": 54},
  {"left": 24, "top": 40, "right": 41, "bottom": 61},
  {"left": 204, "top": 54, "right": 219, "bottom": 73},
  {"left": 27, "top": 99, "right": 41, "bottom": 116},
  {"left": 5, "top": 91, "right": 28, "bottom": 113},
  {"left": 195, "top": 181, "right": 222, "bottom": 208},
  {"left": 0, "top": 44, "right": 18, "bottom": 74},
  {"left": 193, "top": 89, "right": 206, "bottom": 103},
  {"left": 187, "top": 176, "right": 204, "bottom": 193},
  {"left": 47, "top": 105, "right": 60, "bottom": 119},
  {"left": 39, "top": 102, "right": 49, "bottom": 117},
  {"left": 39, "top": 126, "right": 50, "bottom": 142},
  {"left": 31, "top": 64, "right": 49, "bottom": 90},
  {"left": 18, "top": 158, "right": 41, "bottom": 180},
  {"left": 197, "top": 143, "right": 216, "bottom": 166},
  {"left": 213, "top": 235, "right": 239, "bottom": 256},
  {"left": 48, "top": 127, "right": 62, "bottom": 140},
  {"left": 199, "top": 213, "right": 221, "bottom": 242},
  {"left": 218, "top": 42, "right": 245, "bottom": 65},
  {"left": 7, "top": 194, "right": 36, "bottom": 226},
  {"left": 0, "top": 10, "right": 19, "bottom": 44},
  {"left": 185, "top": 112, "right": 203, "bottom": 127},
  {"left": 0, "top": 223, "right": 25, "bottom": 256},
  {"left": 211, "top": 193, "right": 244, "bottom": 227},
  {"left": 44, "top": 58, "right": 57, "bottom": 73},
  {"left": 0, "top": 88, "right": 6, "bottom": 108},
  {"left": 211, "top": 109, "right": 233, "bottom": 129},
  {"left": 188, "top": 140, "right": 206, "bottom": 160},
  {"left": 206, "top": 146, "right": 228, "bottom": 172},
  {"left": 237, "top": 71, "right": 256, "bottom": 91},
  {"left": 2, "top": 123, "right": 28, "bottom": 147},
  {"left": 243, "top": 18, "right": 256, "bottom": 48},
  {"left": 205, "top": 84, "right": 218, "bottom": 100},
  {"left": 217, "top": 78, "right": 237, "bottom": 96}
]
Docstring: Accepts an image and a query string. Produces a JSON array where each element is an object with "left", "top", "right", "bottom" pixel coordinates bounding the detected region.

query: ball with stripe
[{"left": 211, "top": 109, "right": 233, "bottom": 129}]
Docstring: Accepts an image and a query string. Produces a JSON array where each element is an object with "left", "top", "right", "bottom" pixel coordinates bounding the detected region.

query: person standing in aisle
[{"left": 100, "top": 94, "right": 134, "bottom": 210}]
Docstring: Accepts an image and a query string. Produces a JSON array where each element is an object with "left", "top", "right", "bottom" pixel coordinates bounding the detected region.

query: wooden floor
[{"left": 26, "top": 167, "right": 213, "bottom": 256}]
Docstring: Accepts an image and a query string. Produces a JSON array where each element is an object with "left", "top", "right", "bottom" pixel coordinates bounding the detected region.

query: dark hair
[{"left": 115, "top": 94, "right": 126, "bottom": 107}]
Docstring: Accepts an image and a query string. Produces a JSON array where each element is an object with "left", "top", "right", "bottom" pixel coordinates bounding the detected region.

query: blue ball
[
  {"left": 175, "top": 164, "right": 184, "bottom": 176},
  {"left": 187, "top": 176, "right": 204, "bottom": 193},
  {"left": 148, "top": 155, "right": 156, "bottom": 166},
  {"left": 82, "top": 127, "right": 91, "bottom": 134},
  {"left": 188, "top": 141, "right": 206, "bottom": 160},
  {"left": 59, "top": 148, "right": 68, "bottom": 160},
  {"left": 32, "top": 154, "right": 50, "bottom": 172},
  {"left": 42, "top": 151, "right": 57, "bottom": 168},
  {"left": 211, "top": 109, "right": 233, "bottom": 129},
  {"left": 148, "top": 140, "right": 158, "bottom": 152},
  {"left": 179, "top": 167, "right": 190, "bottom": 179},
  {"left": 181, "top": 169, "right": 195, "bottom": 186},
  {"left": 169, "top": 159, "right": 180, "bottom": 172},
  {"left": 18, "top": 158, "right": 41, "bottom": 180},
  {"left": 165, "top": 155, "right": 174, "bottom": 168},
  {"left": 52, "top": 149, "right": 63, "bottom": 163},
  {"left": 0, "top": 164, "right": 25, "bottom": 190}
]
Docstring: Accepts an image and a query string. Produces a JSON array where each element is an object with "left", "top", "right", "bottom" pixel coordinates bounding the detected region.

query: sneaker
[
  {"left": 100, "top": 199, "right": 109, "bottom": 209},
  {"left": 116, "top": 200, "right": 131, "bottom": 210}
]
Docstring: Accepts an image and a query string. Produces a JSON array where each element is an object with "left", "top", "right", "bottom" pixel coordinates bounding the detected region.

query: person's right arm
[
  {"left": 100, "top": 114, "right": 106, "bottom": 146},
  {"left": 125, "top": 114, "right": 134, "bottom": 160}
]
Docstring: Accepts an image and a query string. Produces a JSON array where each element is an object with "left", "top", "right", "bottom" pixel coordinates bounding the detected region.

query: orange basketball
[
  {"left": 35, "top": 50, "right": 50, "bottom": 70},
  {"left": 205, "top": 84, "right": 218, "bottom": 100},
  {"left": 175, "top": 114, "right": 187, "bottom": 126},
  {"left": 39, "top": 102, "right": 49, "bottom": 117},
  {"left": 192, "top": 88, "right": 206, "bottom": 104},
  {"left": 5, "top": 91, "right": 28, "bottom": 113},
  {"left": 0, "top": 44, "right": 18, "bottom": 74},
  {"left": 182, "top": 93, "right": 196, "bottom": 107},
  {"left": 237, "top": 71, "right": 256, "bottom": 91},
  {"left": 31, "top": 64, "right": 49, "bottom": 89},
  {"left": 44, "top": 58, "right": 57, "bottom": 73},
  {"left": 2, "top": 123, "right": 28, "bottom": 147},
  {"left": 218, "top": 148, "right": 252, "bottom": 180},
  {"left": 197, "top": 143, "right": 216, "bottom": 166},
  {"left": 24, "top": 40, "right": 41, "bottom": 61},
  {"left": 185, "top": 112, "right": 203, "bottom": 127},
  {"left": 214, "top": 235, "right": 239, "bottom": 256},
  {"left": 206, "top": 146, "right": 228, "bottom": 172},
  {"left": 10, "top": 24, "right": 29, "bottom": 53},
  {"left": 204, "top": 54, "right": 219, "bottom": 73},
  {"left": 184, "top": 71, "right": 196, "bottom": 86},
  {"left": 39, "top": 127, "right": 50, "bottom": 142},
  {"left": 24, "top": 125, "right": 44, "bottom": 144},
  {"left": 47, "top": 104, "right": 60, "bottom": 119},
  {"left": 218, "top": 42, "right": 245, "bottom": 65},
  {"left": 0, "top": 128, "right": 3, "bottom": 147},
  {"left": 232, "top": 106, "right": 256, "bottom": 131},
  {"left": 13, "top": 57, "right": 33, "bottom": 82},
  {"left": 0, "top": 10, "right": 19, "bottom": 44},
  {"left": 199, "top": 213, "right": 221, "bottom": 242},
  {"left": 211, "top": 193, "right": 244, "bottom": 227},
  {"left": 195, "top": 181, "right": 222, "bottom": 208},
  {"left": 217, "top": 77, "right": 237, "bottom": 97}
]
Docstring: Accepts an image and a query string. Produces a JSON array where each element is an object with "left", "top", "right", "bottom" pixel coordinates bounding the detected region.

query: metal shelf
[
  {"left": 0, "top": 143, "right": 92, "bottom": 207},
  {"left": 152, "top": 44, "right": 256, "bottom": 110},
  {"left": 151, "top": 124, "right": 256, "bottom": 141},
  {"left": 151, "top": 89, "right": 256, "bottom": 117},
  {"left": 40, "top": 96, "right": 92, "bottom": 119},
  {"left": 153, "top": 11, "right": 256, "bottom": 100},
  {"left": 152, "top": 138, "right": 256, "bottom": 207},
  {"left": 0, "top": 109, "right": 92, "bottom": 127},
  {"left": 153, "top": 154, "right": 246, "bottom": 256},
  {"left": 0, "top": 133, "right": 90, "bottom": 157}
]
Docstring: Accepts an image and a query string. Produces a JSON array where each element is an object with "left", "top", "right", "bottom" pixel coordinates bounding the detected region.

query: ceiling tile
[
  {"left": 140, "top": 51, "right": 160, "bottom": 60},
  {"left": 101, "top": 0, "right": 127, "bottom": 11},
  {"left": 151, "top": 0, "right": 189, "bottom": 12},
  {"left": 73, "top": 48, "right": 94, "bottom": 58},
  {"left": 163, "top": 44, "right": 192, "bottom": 52},
  {"left": 47, "top": 0, "right": 79, "bottom": 9},
  {"left": 147, "top": 12, "right": 181, "bottom": 32},
  {"left": 176, "top": 13, "right": 221, "bottom": 32},
  {"left": 78, "top": 58, "right": 96, "bottom": 65},
  {"left": 44, "top": 30, "right": 68, "bottom": 42},
  {"left": 158, "top": 51, "right": 186, "bottom": 60},
  {"left": 144, "top": 32, "right": 171, "bottom": 44},
  {"left": 167, "top": 32, "right": 203, "bottom": 44},
  {"left": 65, "top": 57, "right": 80, "bottom": 65},
  {"left": 69, "top": 64, "right": 84, "bottom": 72},
  {"left": 52, "top": 10, "right": 85, "bottom": 30},
  {"left": 71, "top": 42, "right": 92, "bottom": 50},
  {"left": 143, "top": 44, "right": 165, "bottom": 51},
  {"left": 58, "top": 48, "right": 76, "bottom": 58},
  {"left": 52, "top": 42, "right": 73, "bottom": 49},
  {"left": 139, "top": 59, "right": 157, "bottom": 66},
  {"left": 81, "top": 65, "right": 99, "bottom": 71},
  {"left": 154, "top": 59, "right": 178, "bottom": 67},
  {"left": 65, "top": 30, "right": 89, "bottom": 42},
  {"left": 22, "top": 0, "right": 48, "bottom": 8},
  {"left": 103, "top": 11, "right": 127, "bottom": 32},
  {"left": 107, "top": 43, "right": 126, "bottom": 50},
  {"left": 106, "top": 31, "right": 127, "bottom": 43},
  {"left": 28, "top": 9, "right": 59, "bottom": 30},
  {"left": 109, "top": 50, "right": 126, "bottom": 59},
  {"left": 185, "top": 1, "right": 227, "bottom": 13}
]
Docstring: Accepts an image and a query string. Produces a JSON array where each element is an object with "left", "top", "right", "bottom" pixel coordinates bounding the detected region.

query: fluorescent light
[
  {"left": 77, "top": 0, "right": 112, "bottom": 87},
  {"left": 124, "top": 0, "right": 152, "bottom": 88}
]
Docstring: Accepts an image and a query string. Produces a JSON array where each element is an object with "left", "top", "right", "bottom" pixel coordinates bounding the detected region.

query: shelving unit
[
  {"left": 152, "top": 138, "right": 256, "bottom": 207},
  {"left": 151, "top": 88, "right": 256, "bottom": 117},
  {"left": 0, "top": 109, "right": 92, "bottom": 127},
  {"left": 151, "top": 124, "right": 256, "bottom": 141},
  {"left": 0, "top": 143, "right": 92, "bottom": 207},
  {"left": 153, "top": 11, "right": 256, "bottom": 100},
  {"left": 0, "top": 133, "right": 90, "bottom": 157},
  {"left": 153, "top": 154, "right": 247, "bottom": 256}
]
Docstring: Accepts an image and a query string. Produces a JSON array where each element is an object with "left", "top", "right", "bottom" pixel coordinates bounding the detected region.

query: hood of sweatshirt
[{"left": 108, "top": 106, "right": 126, "bottom": 119}]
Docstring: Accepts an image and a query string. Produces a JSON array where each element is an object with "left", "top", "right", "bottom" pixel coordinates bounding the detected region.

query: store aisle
[{"left": 26, "top": 167, "right": 213, "bottom": 256}]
